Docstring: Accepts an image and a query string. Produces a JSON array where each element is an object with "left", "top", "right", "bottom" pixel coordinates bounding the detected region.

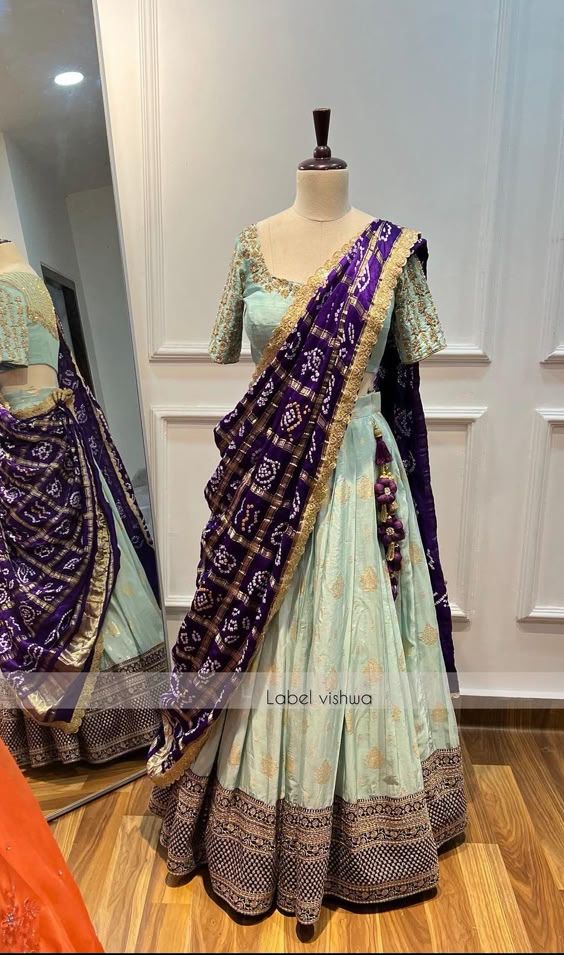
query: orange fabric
[{"left": 0, "top": 741, "right": 103, "bottom": 953}]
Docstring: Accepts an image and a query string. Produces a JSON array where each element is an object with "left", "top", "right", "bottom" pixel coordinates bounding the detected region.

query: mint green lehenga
[{"left": 150, "top": 226, "right": 466, "bottom": 924}]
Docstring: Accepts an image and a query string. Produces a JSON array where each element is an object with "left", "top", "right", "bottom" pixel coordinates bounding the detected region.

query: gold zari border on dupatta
[{"left": 151, "top": 224, "right": 420, "bottom": 787}]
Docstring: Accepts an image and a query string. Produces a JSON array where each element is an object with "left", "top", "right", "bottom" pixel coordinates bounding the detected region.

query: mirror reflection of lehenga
[
  {"left": 148, "top": 221, "right": 466, "bottom": 925},
  {"left": 0, "top": 271, "right": 166, "bottom": 768}
]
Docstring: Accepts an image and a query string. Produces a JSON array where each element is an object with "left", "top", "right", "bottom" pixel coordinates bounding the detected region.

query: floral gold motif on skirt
[
  {"left": 431, "top": 706, "right": 448, "bottom": 724},
  {"left": 330, "top": 575, "right": 344, "bottom": 598},
  {"left": 335, "top": 479, "right": 351, "bottom": 504},
  {"left": 324, "top": 667, "right": 338, "bottom": 691},
  {"left": 356, "top": 474, "right": 374, "bottom": 500},
  {"left": 360, "top": 565, "right": 379, "bottom": 592},
  {"left": 314, "top": 759, "right": 332, "bottom": 785},
  {"left": 409, "top": 542, "right": 424, "bottom": 564},
  {"left": 365, "top": 746, "right": 385, "bottom": 769},
  {"left": 260, "top": 754, "right": 277, "bottom": 778},
  {"left": 363, "top": 659, "right": 383, "bottom": 683},
  {"left": 420, "top": 624, "right": 439, "bottom": 646}
]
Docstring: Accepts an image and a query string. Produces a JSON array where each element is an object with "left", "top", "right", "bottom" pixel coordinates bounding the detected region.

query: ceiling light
[{"left": 54, "top": 71, "right": 84, "bottom": 87}]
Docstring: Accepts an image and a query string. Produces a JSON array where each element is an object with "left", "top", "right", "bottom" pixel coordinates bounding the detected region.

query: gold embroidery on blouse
[
  {"left": 208, "top": 242, "right": 245, "bottom": 364},
  {"left": 240, "top": 224, "right": 299, "bottom": 299},
  {"left": 393, "top": 255, "right": 446, "bottom": 363},
  {"left": 4, "top": 272, "right": 58, "bottom": 339},
  {"left": 0, "top": 283, "right": 28, "bottom": 365},
  {"left": 208, "top": 224, "right": 300, "bottom": 364}
]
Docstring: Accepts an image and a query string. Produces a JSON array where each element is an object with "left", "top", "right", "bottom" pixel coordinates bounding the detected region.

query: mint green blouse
[
  {"left": 0, "top": 272, "right": 60, "bottom": 372},
  {"left": 209, "top": 224, "right": 446, "bottom": 368}
]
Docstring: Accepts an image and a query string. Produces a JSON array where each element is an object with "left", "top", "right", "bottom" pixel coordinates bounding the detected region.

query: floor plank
[
  {"left": 456, "top": 843, "right": 531, "bottom": 953},
  {"left": 25, "top": 753, "right": 146, "bottom": 817},
  {"left": 505, "top": 731, "right": 564, "bottom": 890},
  {"left": 96, "top": 814, "right": 161, "bottom": 953},
  {"left": 475, "top": 763, "right": 563, "bottom": 952},
  {"left": 423, "top": 848, "right": 481, "bottom": 952}
]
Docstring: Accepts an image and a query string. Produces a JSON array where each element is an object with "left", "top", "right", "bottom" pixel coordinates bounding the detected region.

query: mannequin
[
  {"left": 256, "top": 168, "right": 374, "bottom": 284},
  {"left": 0, "top": 239, "right": 58, "bottom": 391},
  {"left": 256, "top": 111, "right": 380, "bottom": 397},
  {"left": 0, "top": 238, "right": 36, "bottom": 276},
  {"left": 256, "top": 108, "right": 374, "bottom": 283}
]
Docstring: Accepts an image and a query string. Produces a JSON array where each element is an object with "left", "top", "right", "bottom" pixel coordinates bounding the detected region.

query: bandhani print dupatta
[
  {"left": 149, "top": 218, "right": 456, "bottom": 787},
  {"left": 0, "top": 316, "right": 159, "bottom": 729}
]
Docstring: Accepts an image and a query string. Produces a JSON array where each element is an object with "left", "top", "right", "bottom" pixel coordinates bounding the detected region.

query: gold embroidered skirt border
[
  {"left": 0, "top": 643, "right": 166, "bottom": 768},
  {"left": 149, "top": 746, "right": 466, "bottom": 924}
]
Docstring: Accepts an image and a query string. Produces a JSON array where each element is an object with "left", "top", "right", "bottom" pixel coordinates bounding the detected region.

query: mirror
[{"left": 0, "top": 0, "right": 167, "bottom": 819}]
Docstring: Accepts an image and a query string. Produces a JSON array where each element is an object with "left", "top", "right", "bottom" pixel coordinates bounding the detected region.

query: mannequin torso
[
  {"left": 0, "top": 241, "right": 58, "bottom": 391},
  {"left": 255, "top": 169, "right": 379, "bottom": 394},
  {"left": 256, "top": 170, "right": 374, "bottom": 284}
]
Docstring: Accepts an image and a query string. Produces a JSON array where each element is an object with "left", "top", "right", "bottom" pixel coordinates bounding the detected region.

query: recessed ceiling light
[{"left": 54, "top": 71, "right": 84, "bottom": 87}]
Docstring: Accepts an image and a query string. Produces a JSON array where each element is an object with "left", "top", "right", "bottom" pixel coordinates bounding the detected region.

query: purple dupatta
[
  {"left": 377, "top": 342, "right": 457, "bottom": 691},
  {"left": 0, "top": 323, "right": 160, "bottom": 729},
  {"left": 148, "top": 218, "right": 453, "bottom": 786}
]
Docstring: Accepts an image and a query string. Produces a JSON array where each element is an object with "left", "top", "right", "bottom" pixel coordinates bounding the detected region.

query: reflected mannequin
[{"left": 0, "top": 239, "right": 166, "bottom": 772}]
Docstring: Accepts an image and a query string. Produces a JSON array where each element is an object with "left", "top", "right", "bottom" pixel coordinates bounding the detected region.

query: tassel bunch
[{"left": 374, "top": 424, "right": 404, "bottom": 599}]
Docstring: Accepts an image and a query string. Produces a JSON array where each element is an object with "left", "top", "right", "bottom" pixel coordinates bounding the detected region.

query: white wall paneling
[
  {"left": 518, "top": 410, "right": 564, "bottom": 623},
  {"left": 540, "top": 108, "right": 564, "bottom": 364},
  {"left": 149, "top": 405, "right": 229, "bottom": 610},
  {"left": 96, "top": 0, "right": 564, "bottom": 698},
  {"left": 426, "top": 408, "right": 487, "bottom": 622},
  {"left": 134, "top": 0, "right": 524, "bottom": 365}
]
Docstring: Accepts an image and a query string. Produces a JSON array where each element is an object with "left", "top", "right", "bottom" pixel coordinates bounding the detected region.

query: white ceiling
[{"left": 0, "top": 0, "right": 111, "bottom": 195}]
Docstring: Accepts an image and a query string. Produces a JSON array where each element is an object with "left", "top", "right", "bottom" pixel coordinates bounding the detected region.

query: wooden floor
[
  {"left": 51, "top": 726, "right": 564, "bottom": 953},
  {"left": 25, "top": 753, "right": 147, "bottom": 818}
]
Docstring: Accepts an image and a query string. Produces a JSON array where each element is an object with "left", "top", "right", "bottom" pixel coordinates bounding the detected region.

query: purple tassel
[
  {"left": 373, "top": 424, "right": 403, "bottom": 600},
  {"left": 374, "top": 426, "right": 393, "bottom": 466}
]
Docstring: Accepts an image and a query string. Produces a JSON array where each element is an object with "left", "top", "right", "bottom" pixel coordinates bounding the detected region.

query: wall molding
[
  {"left": 467, "top": 0, "right": 518, "bottom": 365},
  {"left": 518, "top": 409, "right": 564, "bottom": 623},
  {"left": 540, "top": 104, "right": 564, "bottom": 364},
  {"left": 425, "top": 406, "right": 488, "bottom": 622},
  {"left": 150, "top": 401, "right": 486, "bottom": 617},
  {"left": 151, "top": 341, "right": 489, "bottom": 365},
  {"left": 149, "top": 404, "right": 229, "bottom": 610},
  {"left": 138, "top": 0, "right": 516, "bottom": 365}
]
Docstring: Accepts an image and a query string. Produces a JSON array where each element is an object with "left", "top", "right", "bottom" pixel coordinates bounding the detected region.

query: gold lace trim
[
  {"left": 152, "top": 224, "right": 420, "bottom": 787},
  {"left": 240, "top": 224, "right": 300, "bottom": 299},
  {"left": 2, "top": 271, "right": 59, "bottom": 339}
]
